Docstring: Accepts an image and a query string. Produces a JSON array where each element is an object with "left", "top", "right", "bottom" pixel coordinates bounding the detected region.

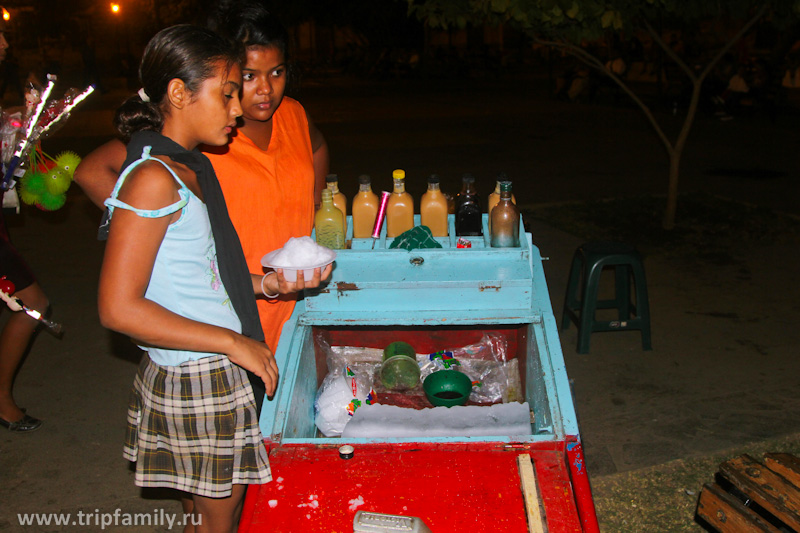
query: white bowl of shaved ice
[{"left": 261, "top": 237, "right": 337, "bottom": 282}]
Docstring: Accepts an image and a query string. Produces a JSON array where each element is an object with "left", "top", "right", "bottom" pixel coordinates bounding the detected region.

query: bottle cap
[
  {"left": 358, "top": 174, "right": 371, "bottom": 185},
  {"left": 338, "top": 444, "right": 355, "bottom": 460},
  {"left": 496, "top": 171, "right": 509, "bottom": 181},
  {"left": 392, "top": 169, "right": 405, "bottom": 180},
  {"left": 326, "top": 174, "right": 339, "bottom": 183},
  {"left": 499, "top": 181, "right": 513, "bottom": 193},
  {"left": 427, "top": 174, "right": 440, "bottom": 184},
  {"left": 461, "top": 173, "right": 475, "bottom": 183}
]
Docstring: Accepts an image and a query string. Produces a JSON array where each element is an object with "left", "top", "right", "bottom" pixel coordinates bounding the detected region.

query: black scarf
[{"left": 114, "top": 131, "right": 267, "bottom": 411}]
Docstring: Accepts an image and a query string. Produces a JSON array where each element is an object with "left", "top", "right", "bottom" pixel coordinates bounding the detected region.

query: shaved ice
[{"left": 266, "top": 237, "right": 336, "bottom": 267}]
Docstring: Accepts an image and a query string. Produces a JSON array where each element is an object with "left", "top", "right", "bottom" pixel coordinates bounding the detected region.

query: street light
[
  {"left": 110, "top": 3, "right": 120, "bottom": 14},
  {"left": 2, "top": 8, "right": 10, "bottom": 21}
]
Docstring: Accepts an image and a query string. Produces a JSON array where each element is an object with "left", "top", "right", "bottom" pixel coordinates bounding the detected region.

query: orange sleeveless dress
[{"left": 204, "top": 97, "right": 315, "bottom": 352}]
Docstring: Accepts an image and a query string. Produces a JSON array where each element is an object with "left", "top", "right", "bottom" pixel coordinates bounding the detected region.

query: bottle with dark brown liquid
[
  {"left": 487, "top": 173, "right": 516, "bottom": 233},
  {"left": 455, "top": 174, "right": 482, "bottom": 236},
  {"left": 490, "top": 181, "right": 519, "bottom": 247}
]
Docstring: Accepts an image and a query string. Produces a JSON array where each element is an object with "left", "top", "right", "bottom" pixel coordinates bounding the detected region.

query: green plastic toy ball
[
  {"left": 44, "top": 167, "right": 71, "bottom": 195},
  {"left": 37, "top": 190, "right": 66, "bottom": 211},
  {"left": 55, "top": 151, "right": 81, "bottom": 178},
  {"left": 21, "top": 171, "right": 46, "bottom": 195},
  {"left": 18, "top": 186, "right": 42, "bottom": 206}
]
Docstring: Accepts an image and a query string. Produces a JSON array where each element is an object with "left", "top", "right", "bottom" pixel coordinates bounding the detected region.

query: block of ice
[{"left": 341, "top": 402, "right": 533, "bottom": 438}]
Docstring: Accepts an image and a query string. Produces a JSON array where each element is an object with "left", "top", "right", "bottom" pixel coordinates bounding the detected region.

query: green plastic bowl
[
  {"left": 383, "top": 341, "right": 416, "bottom": 361},
  {"left": 380, "top": 355, "right": 421, "bottom": 390},
  {"left": 423, "top": 370, "right": 472, "bottom": 407}
]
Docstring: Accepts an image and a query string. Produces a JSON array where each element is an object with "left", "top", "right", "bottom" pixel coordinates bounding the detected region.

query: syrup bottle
[
  {"left": 490, "top": 181, "right": 520, "bottom": 247},
  {"left": 351, "top": 174, "right": 379, "bottom": 239},
  {"left": 326, "top": 174, "right": 348, "bottom": 236},
  {"left": 315, "top": 189, "right": 345, "bottom": 249},
  {"left": 420, "top": 174, "right": 448, "bottom": 237},
  {"left": 487, "top": 173, "right": 516, "bottom": 233},
  {"left": 386, "top": 169, "right": 414, "bottom": 238},
  {"left": 455, "top": 173, "right": 482, "bottom": 236}
]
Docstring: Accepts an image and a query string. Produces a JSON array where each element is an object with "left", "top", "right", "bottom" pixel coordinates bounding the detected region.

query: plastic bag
[
  {"left": 314, "top": 364, "right": 376, "bottom": 437},
  {"left": 420, "top": 333, "right": 523, "bottom": 404},
  {"left": 313, "top": 333, "right": 379, "bottom": 437}
]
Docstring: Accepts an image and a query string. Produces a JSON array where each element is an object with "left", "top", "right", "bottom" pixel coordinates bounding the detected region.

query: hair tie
[{"left": 138, "top": 88, "right": 150, "bottom": 103}]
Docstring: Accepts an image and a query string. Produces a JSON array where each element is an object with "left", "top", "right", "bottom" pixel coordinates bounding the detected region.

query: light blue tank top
[{"left": 105, "top": 146, "right": 242, "bottom": 366}]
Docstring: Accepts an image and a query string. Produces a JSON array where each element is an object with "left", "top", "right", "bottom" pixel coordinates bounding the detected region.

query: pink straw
[{"left": 372, "top": 191, "right": 391, "bottom": 239}]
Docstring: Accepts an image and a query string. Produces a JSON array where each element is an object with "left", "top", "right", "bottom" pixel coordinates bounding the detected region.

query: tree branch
[
  {"left": 535, "top": 36, "right": 674, "bottom": 155},
  {"left": 698, "top": 4, "right": 768, "bottom": 81},
  {"left": 642, "top": 19, "right": 697, "bottom": 84}
]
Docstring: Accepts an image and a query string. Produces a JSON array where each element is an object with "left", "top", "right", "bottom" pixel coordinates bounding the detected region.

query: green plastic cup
[
  {"left": 383, "top": 341, "right": 416, "bottom": 361},
  {"left": 380, "top": 355, "right": 421, "bottom": 390},
  {"left": 423, "top": 370, "right": 472, "bottom": 407}
]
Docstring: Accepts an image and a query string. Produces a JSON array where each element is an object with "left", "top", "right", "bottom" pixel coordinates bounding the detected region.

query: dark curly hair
[{"left": 212, "top": 1, "right": 295, "bottom": 85}]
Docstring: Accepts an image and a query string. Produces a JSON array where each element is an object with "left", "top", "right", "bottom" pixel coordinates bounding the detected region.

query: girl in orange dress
[{"left": 205, "top": 3, "right": 329, "bottom": 353}]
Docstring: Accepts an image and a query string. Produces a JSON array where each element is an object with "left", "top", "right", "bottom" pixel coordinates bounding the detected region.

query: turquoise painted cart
[{"left": 239, "top": 215, "right": 599, "bottom": 532}]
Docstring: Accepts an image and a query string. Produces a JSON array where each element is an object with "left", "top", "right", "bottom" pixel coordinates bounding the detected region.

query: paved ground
[{"left": 1, "top": 75, "right": 799, "bottom": 531}]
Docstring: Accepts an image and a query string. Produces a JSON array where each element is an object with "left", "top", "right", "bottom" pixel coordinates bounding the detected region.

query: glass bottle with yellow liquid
[
  {"left": 326, "top": 174, "right": 348, "bottom": 236},
  {"left": 315, "top": 189, "right": 345, "bottom": 249},
  {"left": 351, "top": 174, "right": 379, "bottom": 238},
  {"left": 487, "top": 174, "right": 516, "bottom": 233},
  {"left": 420, "top": 174, "right": 448, "bottom": 237},
  {"left": 490, "top": 181, "right": 520, "bottom": 248},
  {"left": 386, "top": 169, "right": 414, "bottom": 238}
]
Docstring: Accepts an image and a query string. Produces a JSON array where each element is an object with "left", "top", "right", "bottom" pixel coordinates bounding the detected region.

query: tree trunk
[
  {"left": 662, "top": 75, "right": 703, "bottom": 229},
  {"left": 663, "top": 149, "right": 681, "bottom": 230}
]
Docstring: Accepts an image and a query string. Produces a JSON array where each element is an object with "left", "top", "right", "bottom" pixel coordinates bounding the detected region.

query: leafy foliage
[{"left": 408, "top": 0, "right": 800, "bottom": 40}]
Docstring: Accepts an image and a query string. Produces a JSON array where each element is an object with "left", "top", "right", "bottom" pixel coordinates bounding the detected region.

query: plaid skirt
[{"left": 123, "top": 354, "right": 272, "bottom": 498}]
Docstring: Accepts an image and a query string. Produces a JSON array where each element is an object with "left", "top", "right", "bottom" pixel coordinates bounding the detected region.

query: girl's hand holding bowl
[
  {"left": 272, "top": 262, "right": 333, "bottom": 293},
  {"left": 261, "top": 236, "right": 336, "bottom": 295}
]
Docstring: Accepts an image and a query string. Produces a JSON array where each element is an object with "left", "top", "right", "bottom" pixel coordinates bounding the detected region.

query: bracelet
[{"left": 261, "top": 272, "right": 279, "bottom": 299}]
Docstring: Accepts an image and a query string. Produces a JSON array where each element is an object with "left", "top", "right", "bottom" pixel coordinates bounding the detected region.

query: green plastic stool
[{"left": 561, "top": 242, "right": 652, "bottom": 353}]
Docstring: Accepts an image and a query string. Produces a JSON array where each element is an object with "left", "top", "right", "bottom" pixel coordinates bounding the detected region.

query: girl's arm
[
  {"left": 73, "top": 139, "right": 127, "bottom": 209},
  {"left": 307, "top": 112, "right": 329, "bottom": 209},
  {"left": 99, "top": 162, "right": 278, "bottom": 394}
]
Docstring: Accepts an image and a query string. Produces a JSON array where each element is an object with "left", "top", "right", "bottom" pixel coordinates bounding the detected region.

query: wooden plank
[
  {"left": 764, "top": 453, "right": 800, "bottom": 488},
  {"left": 719, "top": 454, "right": 800, "bottom": 530},
  {"left": 696, "top": 483, "right": 780, "bottom": 532},
  {"left": 518, "top": 454, "right": 547, "bottom": 533}
]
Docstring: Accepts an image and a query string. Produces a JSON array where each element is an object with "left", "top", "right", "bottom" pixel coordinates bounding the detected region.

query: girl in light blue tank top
[
  {"left": 105, "top": 146, "right": 243, "bottom": 367},
  {"left": 97, "top": 26, "right": 279, "bottom": 528}
]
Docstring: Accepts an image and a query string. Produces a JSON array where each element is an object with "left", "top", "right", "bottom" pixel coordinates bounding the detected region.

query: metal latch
[{"left": 353, "top": 510, "right": 432, "bottom": 533}]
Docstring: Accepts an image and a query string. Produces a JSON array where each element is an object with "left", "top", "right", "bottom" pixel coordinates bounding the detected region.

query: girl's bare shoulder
[{"left": 118, "top": 158, "right": 182, "bottom": 211}]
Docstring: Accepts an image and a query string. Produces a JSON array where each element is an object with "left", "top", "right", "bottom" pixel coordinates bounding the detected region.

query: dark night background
[{"left": 2, "top": 0, "right": 798, "bottom": 112}]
